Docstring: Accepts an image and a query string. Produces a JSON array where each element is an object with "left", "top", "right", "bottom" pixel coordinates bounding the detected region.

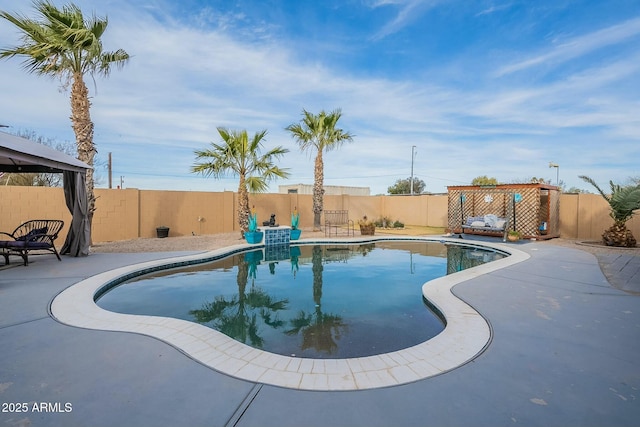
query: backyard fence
[{"left": 0, "top": 186, "right": 637, "bottom": 243}]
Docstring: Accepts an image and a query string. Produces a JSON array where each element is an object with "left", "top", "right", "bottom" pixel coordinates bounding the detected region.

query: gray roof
[{"left": 0, "top": 131, "right": 90, "bottom": 173}]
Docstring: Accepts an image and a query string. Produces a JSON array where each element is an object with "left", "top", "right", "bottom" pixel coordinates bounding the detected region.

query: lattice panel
[
  {"left": 514, "top": 188, "right": 540, "bottom": 237},
  {"left": 448, "top": 188, "right": 512, "bottom": 233},
  {"left": 448, "top": 185, "right": 561, "bottom": 239},
  {"left": 472, "top": 190, "right": 508, "bottom": 217},
  {"left": 447, "top": 189, "right": 463, "bottom": 232}
]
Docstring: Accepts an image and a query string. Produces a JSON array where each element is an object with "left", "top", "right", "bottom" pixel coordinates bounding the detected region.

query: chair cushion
[
  {"left": 2, "top": 240, "right": 51, "bottom": 249},
  {"left": 25, "top": 241, "right": 52, "bottom": 249},
  {"left": 3, "top": 241, "right": 27, "bottom": 248},
  {"left": 465, "top": 216, "right": 484, "bottom": 226},
  {"left": 483, "top": 214, "right": 499, "bottom": 228},
  {"left": 17, "top": 227, "right": 48, "bottom": 242}
]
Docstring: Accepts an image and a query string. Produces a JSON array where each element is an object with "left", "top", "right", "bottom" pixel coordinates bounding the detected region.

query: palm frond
[
  {"left": 580, "top": 175, "right": 640, "bottom": 224},
  {"left": 609, "top": 184, "right": 640, "bottom": 223},
  {"left": 579, "top": 175, "right": 609, "bottom": 201},
  {"left": 192, "top": 126, "right": 290, "bottom": 237},
  {"left": 1, "top": 1, "right": 128, "bottom": 78},
  {"left": 245, "top": 176, "right": 269, "bottom": 193}
]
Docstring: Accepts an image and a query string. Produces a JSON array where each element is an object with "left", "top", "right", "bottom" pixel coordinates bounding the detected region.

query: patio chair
[
  {"left": 0, "top": 220, "right": 64, "bottom": 266},
  {"left": 324, "top": 210, "right": 355, "bottom": 237}
]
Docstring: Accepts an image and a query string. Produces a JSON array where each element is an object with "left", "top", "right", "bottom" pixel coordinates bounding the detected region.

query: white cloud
[
  {"left": 369, "top": 0, "right": 445, "bottom": 40},
  {"left": 0, "top": 0, "right": 637, "bottom": 195},
  {"left": 475, "top": 3, "right": 513, "bottom": 17},
  {"left": 496, "top": 16, "right": 640, "bottom": 76}
]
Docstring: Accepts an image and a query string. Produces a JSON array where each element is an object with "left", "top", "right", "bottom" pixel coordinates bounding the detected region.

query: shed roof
[{"left": 447, "top": 183, "right": 559, "bottom": 191}]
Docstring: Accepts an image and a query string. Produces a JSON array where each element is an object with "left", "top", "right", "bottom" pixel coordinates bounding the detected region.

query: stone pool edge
[{"left": 49, "top": 236, "right": 529, "bottom": 391}]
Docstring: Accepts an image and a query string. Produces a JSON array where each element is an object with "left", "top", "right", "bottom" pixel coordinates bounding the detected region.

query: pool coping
[{"left": 50, "top": 236, "right": 529, "bottom": 391}]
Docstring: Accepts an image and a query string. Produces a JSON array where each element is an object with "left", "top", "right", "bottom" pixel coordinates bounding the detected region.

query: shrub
[{"left": 375, "top": 216, "right": 394, "bottom": 228}]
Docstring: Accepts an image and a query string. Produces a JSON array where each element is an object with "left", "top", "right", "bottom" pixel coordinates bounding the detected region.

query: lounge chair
[{"left": 0, "top": 220, "right": 64, "bottom": 266}]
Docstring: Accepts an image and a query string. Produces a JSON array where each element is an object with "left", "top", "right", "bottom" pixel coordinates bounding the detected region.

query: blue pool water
[{"left": 96, "top": 241, "right": 505, "bottom": 358}]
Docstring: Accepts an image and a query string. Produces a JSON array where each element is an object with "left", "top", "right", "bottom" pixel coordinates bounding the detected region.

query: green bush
[{"left": 372, "top": 216, "right": 404, "bottom": 228}]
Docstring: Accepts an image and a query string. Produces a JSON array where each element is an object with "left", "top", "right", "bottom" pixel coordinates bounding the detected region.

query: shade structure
[
  {"left": 0, "top": 131, "right": 88, "bottom": 173},
  {"left": 0, "top": 131, "right": 92, "bottom": 257},
  {"left": 447, "top": 183, "right": 560, "bottom": 239}
]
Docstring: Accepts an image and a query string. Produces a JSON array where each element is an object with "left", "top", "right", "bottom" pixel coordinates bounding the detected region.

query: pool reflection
[
  {"left": 98, "top": 242, "right": 504, "bottom": 359},
  {"left": 189, "top": 250, "right": 289, "bottom": 349}
]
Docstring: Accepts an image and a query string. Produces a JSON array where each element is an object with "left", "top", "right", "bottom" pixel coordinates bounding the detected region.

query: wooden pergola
[{"left": 447, "top": 183, "right": 560, "bottom": 240}]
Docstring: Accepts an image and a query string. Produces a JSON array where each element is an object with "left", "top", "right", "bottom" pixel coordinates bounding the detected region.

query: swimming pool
[
  {"left": 96, "top": 241, "right": 506, "bottom": 359},
  {"left": 51, "top": 236, "right": 529, "bottom": 390}
]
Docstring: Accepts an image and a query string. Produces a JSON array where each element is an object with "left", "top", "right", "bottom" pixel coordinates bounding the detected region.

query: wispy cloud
[
  {"left": 369, "top": 0, "right": 444, "bottom": 40},
  {"left": 475, "top": 2, "right": 512, "bottom": 17},
  {"left": 496, "top": 16, "right": 640, "bottom": 76},
  {"left": 0, "top": 0, "right": 637, "bottom": 193}
]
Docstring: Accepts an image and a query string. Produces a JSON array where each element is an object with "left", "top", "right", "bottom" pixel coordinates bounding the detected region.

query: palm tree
[
  {"left": 192, "top": 128, "right": 289, "bottom": 236},
  {"left": 579, "top": 175, "right": 640, "bottom": 247},
  {"left": 0, "top": 1, "right": 129, "bottom": 227},
  {"left": 286, "top": 109, "right": 354, "bottom": 230}
]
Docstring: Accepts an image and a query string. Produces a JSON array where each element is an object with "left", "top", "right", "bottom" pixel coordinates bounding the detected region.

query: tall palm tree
[
  {"left": 579, "top": 175, "right": 640, "bottom": 247},
  {"left": 286, "top": 109, "right": 354, "bottom": 230},
  {"left": 0, "top": 1, "right": 129, "bottom": 227},
  {"left": 192, "top": 128, "right": 289, "bottom": 236}
]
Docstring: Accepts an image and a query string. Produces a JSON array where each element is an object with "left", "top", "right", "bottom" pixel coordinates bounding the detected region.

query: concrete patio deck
[{"left": 1, "top": 237, "right": 639, "bottom": 427}]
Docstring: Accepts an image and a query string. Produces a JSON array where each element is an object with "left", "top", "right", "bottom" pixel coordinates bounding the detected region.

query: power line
[{"left": 109, "top": 169, "right": 470, "bottom": 186}]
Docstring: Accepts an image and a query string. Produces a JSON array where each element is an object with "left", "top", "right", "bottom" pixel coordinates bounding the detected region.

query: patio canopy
[{"left": 0, "top": 131, "right": 91, "bottom": 257}]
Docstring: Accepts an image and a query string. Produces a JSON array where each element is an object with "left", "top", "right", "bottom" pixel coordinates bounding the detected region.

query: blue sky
[{"left": 0, "top": 0, "right": 638, "bottom": 194}]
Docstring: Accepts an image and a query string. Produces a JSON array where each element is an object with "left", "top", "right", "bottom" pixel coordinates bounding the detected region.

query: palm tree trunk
[
  {"left": 604, "top": 221, "right": 637, "bottom": 247},
  {"left": 70, "top": 73, "right": 96, "bottom": 232},
  {"left": 238, "top": 174, "right": 250, "bottom": 237},
  {"left": 312, "top": 150, "right": 324, "bottom": 230}
]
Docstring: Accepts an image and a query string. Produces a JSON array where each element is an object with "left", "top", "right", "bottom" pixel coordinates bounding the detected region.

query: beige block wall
[
  {"left": 0, "top": 187, "right": 72, "bottom": 242},
  {"left": 1, "top": 187, "right": 638, "bottom": 243},
  {"left": 135, "top": 190, "right": 235, "bottom": 238},
  {"left": 93, "top": 189, "right": 140, "bottom": 242},
  {"left": 380, "top": 194, "right": 448, "bottom": 227},
  {"left": 248, "top": 193, "right": 308, "bottom": 230},
  {"left": 225, "top": 193, "right": 444, "bottom": 231},
  {"left": 336, "top": 195, "right": 382, "bottom": 223}
]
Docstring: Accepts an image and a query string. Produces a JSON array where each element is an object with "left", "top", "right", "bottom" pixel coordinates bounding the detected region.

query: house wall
[
  {"left": 1, "top": 187, "right": 637, "bottom": 242},
  {"left": 278, "top": 184, "right": 370, "bottom": 196}
]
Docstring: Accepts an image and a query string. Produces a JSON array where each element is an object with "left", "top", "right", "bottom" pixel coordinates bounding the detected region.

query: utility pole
[
  {"left": 549, "top": 162, "right": 559, "bottom": 186},
  {"left": 410, "top": 145, "right": 417, "bottom": 195},
  {"left": 108, "top": 152, "right": 112, "bottom": 189}
]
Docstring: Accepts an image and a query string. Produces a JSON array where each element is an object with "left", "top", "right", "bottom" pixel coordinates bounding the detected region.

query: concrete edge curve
[{"left": 50, "top": 236, "right": 529, "bottom": 391}]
